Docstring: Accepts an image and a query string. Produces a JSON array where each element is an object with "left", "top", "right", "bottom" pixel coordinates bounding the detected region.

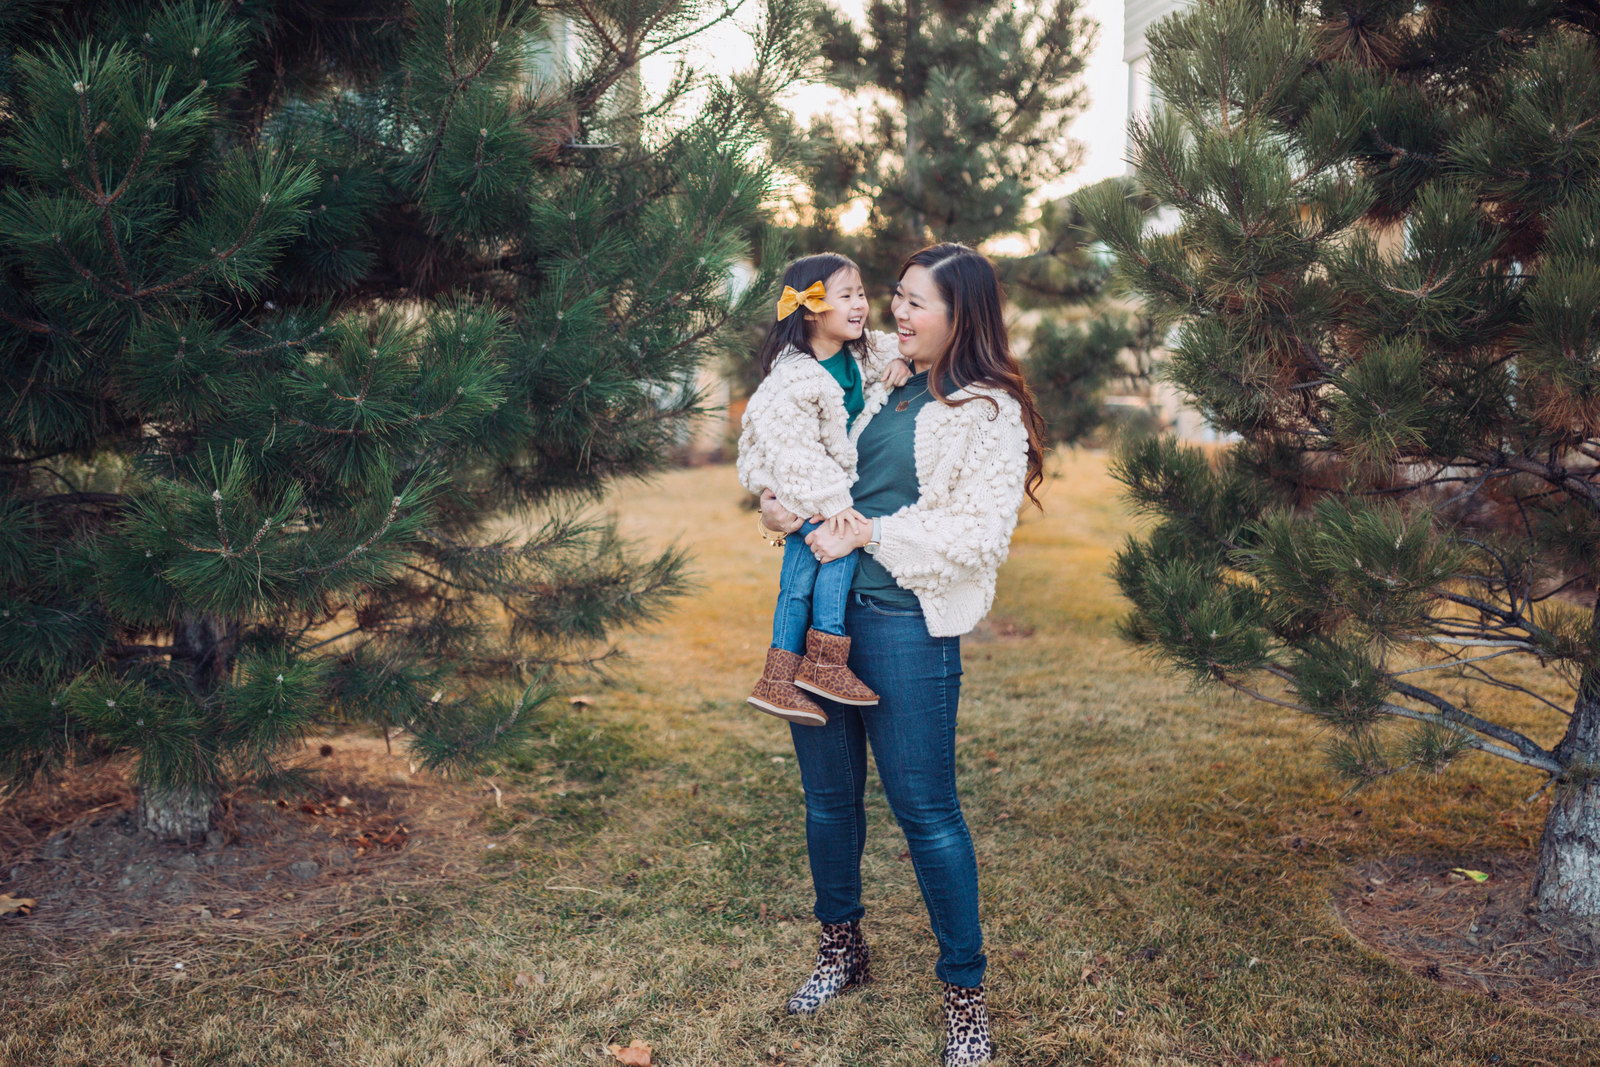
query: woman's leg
[
  {"left": 788, "top": 706, "right": 869, "bottom": 923},
  {"left": 846, "top": 597, "right": 985, "bottom": 988},
  {"left": 770, "top": 521, "right": 822, "bottom": 655}
]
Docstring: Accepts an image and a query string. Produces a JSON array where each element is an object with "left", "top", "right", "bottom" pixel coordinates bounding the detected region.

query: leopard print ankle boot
[
  {"left": 784, "top": 920, "right": 871, "bottom": 1015},
  {"left": 940, "top": 981, "right": 992, "bottom": 1066}
]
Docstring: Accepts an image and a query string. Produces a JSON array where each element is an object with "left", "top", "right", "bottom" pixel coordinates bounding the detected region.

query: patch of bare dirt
[
  {"left": 1334, "top": 854, "right": 1600, "bottom": 1018},
  {"left": 0, "top": 733, "right": 506, "bottom": 939}
]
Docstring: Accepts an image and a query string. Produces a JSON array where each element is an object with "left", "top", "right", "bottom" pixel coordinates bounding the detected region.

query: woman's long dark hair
[
  {"left": 755, "top": 253, "right": 869, "bottom": 376},
  {"left": 900, "top": 242, "right": 1049, "bottom": 507}
]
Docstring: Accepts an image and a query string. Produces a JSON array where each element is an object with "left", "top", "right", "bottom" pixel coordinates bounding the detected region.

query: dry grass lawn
[{"left": 2, "top": 452, "right": 1597, "bottom": 1065}]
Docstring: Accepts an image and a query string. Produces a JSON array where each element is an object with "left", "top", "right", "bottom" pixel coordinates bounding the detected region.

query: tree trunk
[
  {"left": 133, "top": 612, "right": 235, "bottom": 841},
  {"left": 136, "top": 783, "right": 215, "bottom": 842},
  {"left": 173, "top": 612, "right": 236, "bottom": 689},
  {"left": 1532, "top": 619, "right": 1600, "bottom": 917}
]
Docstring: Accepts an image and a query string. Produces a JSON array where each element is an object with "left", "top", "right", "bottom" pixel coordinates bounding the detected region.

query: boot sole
[
  {"left": 793, "top": 679, "right": 879, "bottom": 705},
  {"left": 748, "top": 696, "right": 828, "bottom": 726}
]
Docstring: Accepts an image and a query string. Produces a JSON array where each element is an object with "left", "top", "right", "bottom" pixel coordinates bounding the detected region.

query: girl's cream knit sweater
[{"left": 735, "top": 330, "right": 899, "bottom": 520}]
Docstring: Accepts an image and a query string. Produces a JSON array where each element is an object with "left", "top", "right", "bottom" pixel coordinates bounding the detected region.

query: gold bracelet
[{"left": 756, "top": 513, "right": 787, "bottom": 548}]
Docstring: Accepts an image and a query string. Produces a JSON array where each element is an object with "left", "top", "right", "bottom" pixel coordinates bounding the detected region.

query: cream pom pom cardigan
[
  {"left": 738, "top": 331, "right": 1031, "bottom": 639},
  {"left": 870, "top": 385, "right": 1029, "bottom": 637}
]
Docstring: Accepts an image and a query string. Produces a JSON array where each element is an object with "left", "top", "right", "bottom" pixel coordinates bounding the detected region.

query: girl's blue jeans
[
  {"left": 787, "top": 592, "right": 986, "bottom": 987},
  {"left": 771, "top": 520, "right": 856, "bottom": 653}
]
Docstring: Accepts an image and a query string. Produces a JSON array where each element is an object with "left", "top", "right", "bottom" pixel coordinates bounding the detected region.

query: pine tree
[
  {"left": 773, "top": 3, "right": 1150, "bottom": 442},
  {"left": 1019, "top": 178, "right": 1160, "bottom": 445},
  {"left": 1084, "top": 0, "right": 1600, "bottom": 916},
  {"left": 0, "top": 0, "right": 804, "bottom": 839},
  {"left": 776, "top": 0, "right": 1091, "bottom": 278},
  {"left": 1028, "top": 311, "right": 1138, "bottom": 445},
  {"left": 761, "top": 0, "right": 1130, "bottom": 442}
]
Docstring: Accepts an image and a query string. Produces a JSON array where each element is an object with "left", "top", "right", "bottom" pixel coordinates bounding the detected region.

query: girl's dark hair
[
  {"left": 755, "top": 253, "right": 868, "bottom": 376},
  {"left": 898, "top": 242, "right": 1049, "bottom": 508}
]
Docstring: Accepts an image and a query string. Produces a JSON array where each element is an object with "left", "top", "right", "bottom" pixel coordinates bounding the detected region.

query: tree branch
[
  {"left": 1389, "top": 678, "right": 1555, "bottom": 765},
  {"left": 1376, "top": 700, "right": 1560, "bottom": 773}
]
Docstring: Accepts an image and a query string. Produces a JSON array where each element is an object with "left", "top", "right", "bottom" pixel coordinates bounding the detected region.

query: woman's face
[
  {"left": 891, "top": 264, "right": 951, "bottom": 371},
  {"left": 806, "top": 267, "right": 869, "bottom": 353}
]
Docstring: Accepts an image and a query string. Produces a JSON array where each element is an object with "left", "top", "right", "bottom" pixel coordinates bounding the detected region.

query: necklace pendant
[{"left": 895, "top": 400, "right": 910, "bottom": 412}]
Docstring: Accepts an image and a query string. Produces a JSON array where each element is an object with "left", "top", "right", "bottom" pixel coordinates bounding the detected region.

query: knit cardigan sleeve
[
  {"left": 871, "top": 392, "right": 1029, "bottom": 633},
  {"left": 736, "top": 367, "right": 857, "bottom": 520}
]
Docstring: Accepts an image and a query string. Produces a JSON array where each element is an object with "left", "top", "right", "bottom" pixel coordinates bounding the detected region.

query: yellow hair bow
[{"left": 776, "top": 280, "right": 833, "bottom": 320}]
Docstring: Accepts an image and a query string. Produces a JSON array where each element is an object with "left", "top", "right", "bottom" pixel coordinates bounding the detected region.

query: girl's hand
[
  {"left": 881, "top": 357, "right": 913, "bottom": 387},
  {"left": 807, "top": 512, "right": 871, "bottom": 564},
  {"left": 824, "top": 507, "right": 866, "bottom": 538},
  {"left": 759, "top": 489, "right": 805, "bottom": 535}
]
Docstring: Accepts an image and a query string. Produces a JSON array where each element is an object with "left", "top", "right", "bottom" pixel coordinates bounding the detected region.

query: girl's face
[
  {"left": 805, "top": 268, "right": 869, "bottom": 353},
  {"left": 891, "top": 264, "right": 951, "bottom": 371}
]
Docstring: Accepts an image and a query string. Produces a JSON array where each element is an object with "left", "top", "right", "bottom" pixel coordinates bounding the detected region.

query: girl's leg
[
  {"left": 788, "top": 704, "right": 869, "bottom": 923},
  {"left": 809, "top": 549, "right": 858, "bottom": 637},
  {"left": 770, "top": 521, "right": 822, "bottom": 655},
  {"left": 794, "top": 550, "right": 878, "bottom": 705},
  {"left": 846, "top": 596, "right": 985, "bottom": 988}
]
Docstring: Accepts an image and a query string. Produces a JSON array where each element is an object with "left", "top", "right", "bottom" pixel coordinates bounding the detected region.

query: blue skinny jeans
[
  {"left": 770, "top": 520, "right": 857, "bottom": 654},
  {"left": 787, "top": 592, "right": 985, "bottom": 987}
]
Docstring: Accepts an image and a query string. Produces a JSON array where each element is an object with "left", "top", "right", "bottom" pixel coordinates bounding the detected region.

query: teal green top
[
  {"left": 848, "top": 370, "right": 937, "bottom": 608},
  {"left": 818, "top": 349, "right": 864, "bottom": 429}
]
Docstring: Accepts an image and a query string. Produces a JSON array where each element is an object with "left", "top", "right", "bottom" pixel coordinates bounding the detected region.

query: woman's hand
[
  {"left": 807, "top": 512, "right": 871, "bottom": 564},
  {"left": 759, "top": 489, "right": 805, "bottom": 535}
]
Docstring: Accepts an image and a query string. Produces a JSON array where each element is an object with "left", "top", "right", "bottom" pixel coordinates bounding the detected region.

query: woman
[{"left": 758, "top": 243, "right": 1046, "bottom": 1067}]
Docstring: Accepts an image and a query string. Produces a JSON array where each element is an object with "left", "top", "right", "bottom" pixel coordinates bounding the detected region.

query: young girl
[{"left": 738, "top": 254, "right": 912, "bottom": 726}]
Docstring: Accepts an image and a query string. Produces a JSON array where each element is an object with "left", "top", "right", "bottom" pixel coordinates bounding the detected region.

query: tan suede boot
[
  {"left": 748, "top": 647, "right": 828, "bottom": 726},
  {"left": 793, "top": 628, "right": 879, "bottom": 706}
]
